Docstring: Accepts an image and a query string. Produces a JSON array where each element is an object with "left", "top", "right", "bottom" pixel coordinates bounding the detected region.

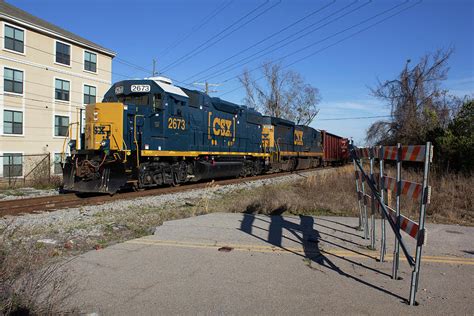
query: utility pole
[
  {"left": 193, "top": 81, "right": 221, "bottom": 94},
  {"left": 152, "top": 59, "right": 157, "bottom": 77}
]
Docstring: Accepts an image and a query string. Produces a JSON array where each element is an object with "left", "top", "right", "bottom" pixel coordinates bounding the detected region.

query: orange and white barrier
[
  {"left": 386, "top": 206, "right": 419, "bottom": 239},
  {"left": 382, "top": 176, "right": 430, "bottom": 202},
  {"left": 382, "top": 145, "right": 431, "bottom": 162},
  {"left": 350, "top": 142, "right": 433, "bottom": 305}
]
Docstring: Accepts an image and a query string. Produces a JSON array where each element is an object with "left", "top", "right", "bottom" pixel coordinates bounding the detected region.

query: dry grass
[
  {"left": 379, "top": 166, "right": 473, "bottom": 225},
  {"left": 409, "top": 171, "right": 473, "bottom": 225},
  {"left": 206, "top": 165, "right": 473, "bottom": 226},
  {"left": 206, "top": 166, "right": 359, "bottom": 217},
  {"left": 0, "top": 222, "right": 77, "bottom": 315}
]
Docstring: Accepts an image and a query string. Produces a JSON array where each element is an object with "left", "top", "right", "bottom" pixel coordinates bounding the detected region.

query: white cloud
[{"left": 317, "top": 99, "right": 389, "bottom": 118}]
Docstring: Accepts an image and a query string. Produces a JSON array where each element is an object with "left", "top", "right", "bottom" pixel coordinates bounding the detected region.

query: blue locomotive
[{"left": 63, "top": 77, "right": 332, "bottom": 193}]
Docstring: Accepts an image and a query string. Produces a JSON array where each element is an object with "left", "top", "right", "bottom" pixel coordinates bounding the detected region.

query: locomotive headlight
[{"left": 100, "top": 140, "right": 107, "bottom": 147}]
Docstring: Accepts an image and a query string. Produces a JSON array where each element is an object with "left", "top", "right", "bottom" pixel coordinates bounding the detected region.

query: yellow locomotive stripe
[
  {"left": 280, "top": 151, "right": 324, "bottom": 157},
  {"left": 140, "top": 150, "right": 270, "bottom": 158},
  {"left": 140, "top": 150, "right": 324, "bottom": 158}
]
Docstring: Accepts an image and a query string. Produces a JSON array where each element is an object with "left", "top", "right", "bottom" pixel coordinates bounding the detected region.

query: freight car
[
  {"left": 321, "top": 130, "right": 349, "bottom": 165},
  {"left": 62, "top": 77, "right": 346, "bottom": 194}
]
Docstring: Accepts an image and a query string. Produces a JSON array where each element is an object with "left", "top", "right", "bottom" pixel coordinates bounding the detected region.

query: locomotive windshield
[{"left": 117, "top": 93, "right": 149, "bottom": 106}]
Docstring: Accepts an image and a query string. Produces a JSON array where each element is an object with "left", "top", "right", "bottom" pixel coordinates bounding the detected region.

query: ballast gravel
[
  {"left": 0, "top": 187, "right": 58, "bottom": 200},
  {"left": 0, "top": 169, "right": 333, "bottom": 243}
]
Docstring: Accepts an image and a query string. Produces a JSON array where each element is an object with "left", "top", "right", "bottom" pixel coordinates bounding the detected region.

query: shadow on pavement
[{"left": 239, "top": 212, "right": 406, "bottom": 302}]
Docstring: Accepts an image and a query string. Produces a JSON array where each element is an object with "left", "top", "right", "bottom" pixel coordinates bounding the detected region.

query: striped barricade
[
  {"left": 382, "top": 145, "right": 432, "bottom": 163},
  {"left": 356, "top": 147, "right": 370, "bottom": 159},
  {"left": 350, "top": 142, "right": 433, "bottom": 305},
  {"left": 386, "top": 206, "right": 419, "bottom": 239},
  {"left": 382, "top": 176, "right": 431, "bottom": 203},
  {"left": 354, "top": 147, "right": 380, "bottom": 159}
]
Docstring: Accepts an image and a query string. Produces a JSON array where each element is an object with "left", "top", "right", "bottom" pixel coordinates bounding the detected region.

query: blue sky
[{"left": 11, "top": 0, "right": 474, "bottom": 144}]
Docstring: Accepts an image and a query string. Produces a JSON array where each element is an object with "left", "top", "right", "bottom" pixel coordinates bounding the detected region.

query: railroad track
[{"left": 0, "top": 168, "right": 332, "bottom": 217}]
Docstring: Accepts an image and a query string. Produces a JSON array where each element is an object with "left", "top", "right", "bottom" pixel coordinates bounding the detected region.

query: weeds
[
  {"left": 205, "top": 165, "right": 472, "bottom": 225},
  {"left": 0, "top": 222, "right": 77, "bottom": 315}
]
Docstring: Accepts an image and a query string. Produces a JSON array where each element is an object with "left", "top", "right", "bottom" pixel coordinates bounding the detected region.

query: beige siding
[{"left": 0, "top": 19, "right": 113, "bottom": 177}]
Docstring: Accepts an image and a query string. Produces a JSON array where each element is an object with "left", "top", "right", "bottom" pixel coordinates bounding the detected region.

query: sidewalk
[{"left": 64, "top": 213, "right": 474, "bottom": 315}]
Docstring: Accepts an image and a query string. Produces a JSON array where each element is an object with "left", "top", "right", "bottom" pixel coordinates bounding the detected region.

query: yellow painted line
[{"left": 125, "top": 239, "right": 474, "bottom": 265}]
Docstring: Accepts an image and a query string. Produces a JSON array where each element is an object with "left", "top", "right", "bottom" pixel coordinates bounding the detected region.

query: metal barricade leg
[
  {"left": 392, "top": 143, "right": 402, "bottom": 280},
  {"left": 353, "top": 160, "right": 363, "bottom": 231},
  {"left": 409, "top": 142, "right": 431, "bottom": 305},
  {"left": 379, "top": 146, "right": 386, "bottom": 262},
  {"left": 360, "top": 160, "right": 369, "bottom": 240},
  {"left": 369, "top": 152, "right": 376, "bottom": 250}
]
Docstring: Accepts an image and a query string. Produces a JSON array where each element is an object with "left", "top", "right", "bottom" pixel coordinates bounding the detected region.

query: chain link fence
[{"left": 0, "top": 153, "right": 63, "bottom": 189}]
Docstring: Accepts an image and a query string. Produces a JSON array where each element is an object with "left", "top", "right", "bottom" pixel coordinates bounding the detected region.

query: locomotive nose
[{"left": 85, "top": 102, "right": 125, "bottom": 151}]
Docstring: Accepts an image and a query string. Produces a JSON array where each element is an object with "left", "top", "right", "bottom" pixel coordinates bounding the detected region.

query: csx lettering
[
  {"left": 212, "top": 117, "right": 232, "bottom": 137},
  {"left": 294, "top": 130, "right": 304, "bottom": 145},
  {"left": 94, "top": 126, "right": 106, "bottom": 135}
]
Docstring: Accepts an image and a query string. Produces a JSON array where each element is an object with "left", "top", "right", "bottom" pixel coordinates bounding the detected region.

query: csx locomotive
[{"left": 63, "top": 77, "right": 348, "bottom": 193}]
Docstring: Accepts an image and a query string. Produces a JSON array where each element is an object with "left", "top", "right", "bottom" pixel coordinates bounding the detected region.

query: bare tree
[
  {"left": 367, "top": 48, "right": 458, "bottom": 145},
  {"left": 239, "top": 62, "right": 320, "bottom": 125}
]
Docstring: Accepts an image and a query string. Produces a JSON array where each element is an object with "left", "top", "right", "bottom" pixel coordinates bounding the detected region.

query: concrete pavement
[{"left": 65, "top": 213, "right": 474, "bottom": 315}]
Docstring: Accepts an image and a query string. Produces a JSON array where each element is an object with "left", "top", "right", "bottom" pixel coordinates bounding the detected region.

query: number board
[
  {"left": 115, "top": 86, "right": 124, "bottom": 95},
  {"left": 131, "top": 85, "right": 151, "bottom": 92}
]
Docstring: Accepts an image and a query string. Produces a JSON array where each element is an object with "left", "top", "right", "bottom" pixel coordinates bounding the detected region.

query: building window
[
  {"left": 4, "top": 68, "right": 23, "bottom": 94},
  {"left": 84, "top": 51, "right": 97, "bottom": 72},
  {"left": 4, "top": 25, "right": 24, "bottom": 53},
  {"left": 55, "top": 79, "right": 70, "bottom": 101},
  {"left": 54, "top": 115, "right": 69, "bottom": 137},
  {"left": 55, "top": 42, "right": 70, "bottom": 65},
  {"left": 3, "top": 110, "right": 23, "bottom": 135},
  {"left": 84, "top": 85, "right": 96, "bottom": 104},
  {"left": 54, "top": 153, "right": 63, "bottom": 174},
  {"left": 3, "top": 153, "right": 22, "bottom": 177}
]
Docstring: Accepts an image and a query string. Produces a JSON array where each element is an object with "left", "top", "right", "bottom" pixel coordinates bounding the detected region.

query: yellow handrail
[{"left": 133, "top": 115, "right": 144, "bottom": 167}]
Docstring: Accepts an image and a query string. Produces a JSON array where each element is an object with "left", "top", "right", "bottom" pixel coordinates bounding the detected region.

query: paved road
[{"left": 65, "top": 213, "right": 474, "bottom": 315}]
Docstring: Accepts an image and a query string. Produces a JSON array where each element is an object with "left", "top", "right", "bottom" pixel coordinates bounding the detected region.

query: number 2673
[{"left": 168, "top": 118, "right": 186, "bottom": 130}]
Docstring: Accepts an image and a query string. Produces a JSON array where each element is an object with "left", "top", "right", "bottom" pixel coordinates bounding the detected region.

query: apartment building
[{"left": 0, "top": 0, "right": 115, "bottom": 179}]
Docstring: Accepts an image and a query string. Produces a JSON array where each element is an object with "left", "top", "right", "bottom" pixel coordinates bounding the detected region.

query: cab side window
[{"left": 153, "top": 93, "right": 162, "bottom": 111}]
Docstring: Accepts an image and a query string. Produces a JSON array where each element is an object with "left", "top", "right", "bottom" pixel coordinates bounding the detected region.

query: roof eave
[{"left": 0, "top": 13, "right": 116, "bottom": 57}]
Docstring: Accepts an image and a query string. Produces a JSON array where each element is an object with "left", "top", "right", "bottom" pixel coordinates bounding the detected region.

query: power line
[
  {"left": 218, "top": 0, "right": 419, "bottom": 98},
  {"left": 204, "top": 0, "right": 374, "bottom": 83},
  {"left": 114, "top": 57, "right": 154, "bottom": 76},
  {"left": 219, "top": 0, "right": 412, "bottom": 88},
  {"left": 1, "top": 92, "right": 102, "bottom": 109},
  {"left": 8, "top": 77, "right": 104, "bottom": 99},
  {"left": 317, "top": 115, "right": 392, "bottom": 121},
  {"left": 0, "top": 35, "right": 193, "bottom": 90},
  {"left": 192, "top": 81, "right": 222, "bottom": 94},
  {"left": 0, "top": 36, "right": 133, "bottom": 80},
  {"left": 281, "top": 1, "right": 419, "bottom": 70},
  {"left": 181, "top": 0, "right": 337, "bottom": 83},
  {"left": 158, "top": 0, "right": 234, "bottom": 58},
  {"left": 0, "top": 34, "right": 192, "bottom": 85},
  {"left": 159, "top": 0, "right": 278, "bottom": 73}
]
